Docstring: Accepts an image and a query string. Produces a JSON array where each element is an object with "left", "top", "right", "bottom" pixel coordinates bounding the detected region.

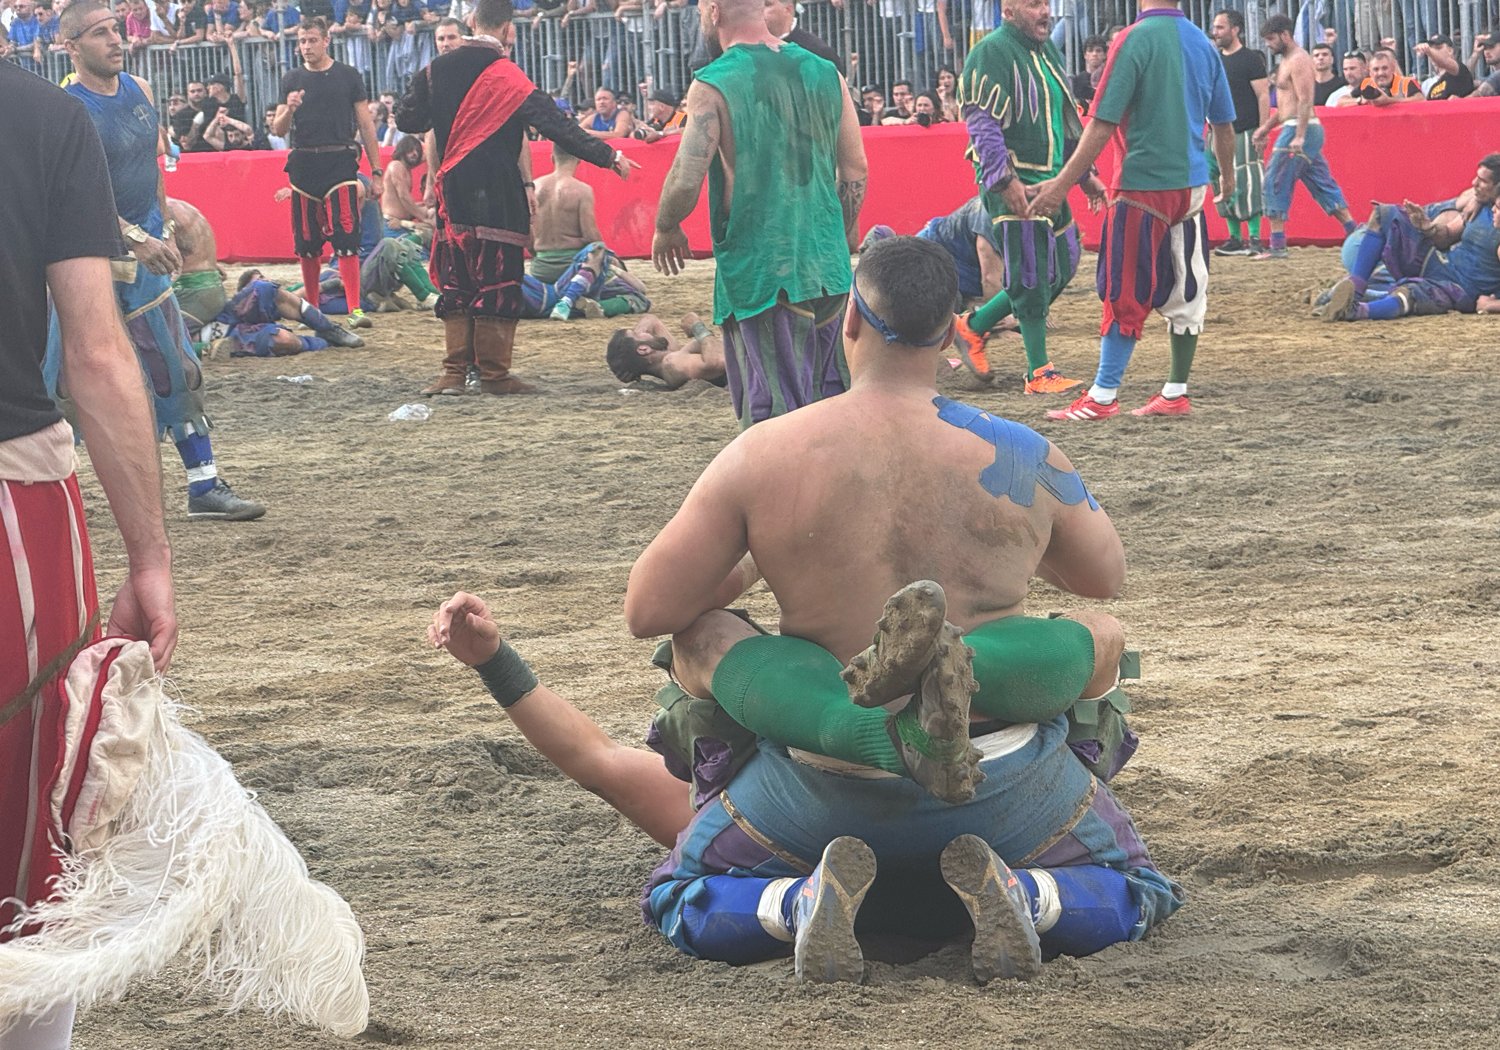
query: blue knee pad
[
  {"left": 1017, "top": 865, "right": 1142, "bottom": 959},
  {"left": 649, "top": 875, "right": 798, "bottom": 965}
]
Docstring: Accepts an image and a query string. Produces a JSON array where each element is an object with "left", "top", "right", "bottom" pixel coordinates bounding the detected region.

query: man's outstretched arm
[
  {"left": 430, "top": 593, "right": 694, "bottom": 846},
  {"left": 833, "top": 73, "right": 868, "bottom": 250},
  {"left": 625, "top": 443, "right": 753, "bottom": 638}
]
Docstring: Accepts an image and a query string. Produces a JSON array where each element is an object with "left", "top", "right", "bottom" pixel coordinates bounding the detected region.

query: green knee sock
[
  {"left": 1235, "top": 222, "right": 1246, "bottom": 243},
  {"left": 1018, "top": 316, "right": 1050, "bottom": 374},
  {"left": 707, "top": 615, "right": 1100, "bottom": 777},
  {"left": 397, "top": 261, "right": 437, "bottom": 299},
  {"left": 1168, "top": 331, "right": 1197, "bottom": 384},
  {"left": 711, "top": 636, "right": 903, "bottom": 774},
  {"left": 967, "top": 290, "right": 1013, "bottom": 334},
  {"left": 1249, "top": 216, "right": 1262, "bottom": 242},
  {"left": 966, "top": 615, "right": 1095, "bottom": 723},
  {"left": 598, "top": 297, "right": 634, "bottom": 318}
]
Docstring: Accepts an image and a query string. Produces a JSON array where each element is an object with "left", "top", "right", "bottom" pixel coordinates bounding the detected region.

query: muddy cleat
[
  {"left": 794, "top": 837, "right": 877, "bottom": 984},
  {"left": 1321, "top": 277, "right": 1359, "bottom": 322},
  {"left": 187, "top": 479, "right": 266, "bottom": 521},
  {"left": 841, "top": 581, "right": 948, "bottom": 708},
  {"left": 888, "top": 622, "right": 985, "bottom": 804},
  {"left": 575, "top": 297, "right": 605, "bottom": 319},
  {"left": 1251, "top": 247, "right": 1289, "bottom": 261},
  {"left": 348, "top": 309, "right": 372, "bottom": 329},
  {"left": 1046, "top": 393, "right": 1120, "bottom": 421},
  {"left": 953, "top": 313, "right": 992, "bottom": 381},
  {"left": 940, "top": 835, "right": 1042, "bottom": 983},
  {"left": 1131, "top": 393, "right": 1191, "bottom": 417},
  {"left": 321, "top": 325, "right": 365, "bottom": 349},
  {"left": 1024, "top": 363, "right": 1085, "bottom": 395}
]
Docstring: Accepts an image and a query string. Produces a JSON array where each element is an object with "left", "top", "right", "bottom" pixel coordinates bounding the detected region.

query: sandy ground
[{"left": 66, "top": 249, "right": 1500, "bottom": 1050}]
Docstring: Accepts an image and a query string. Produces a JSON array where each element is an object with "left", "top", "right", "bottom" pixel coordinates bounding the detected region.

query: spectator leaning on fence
[
  {"left": 1328, "top": 49, "right": 1366, "bottom": 105},
  {"left": 1310, "top": 42, "right": 1343, "bottom": 105},
  {"left": 1468, "top": 32, "right": 1500, "bottom": 96},
  {"left": 580, "top": 85, "right": 634, "bottom": 138},
  {"left": 1356, "top": 48, "right": 1422, "bottom": 105},
  {"left": 882, "top": 79, "right": 914, "bottom": 122},
  {"left": 858, "top": 84, "right": 884, "bottom": 126},
  {"left": 1417, "top": 34, "right": 1472, "bottom": 98}
]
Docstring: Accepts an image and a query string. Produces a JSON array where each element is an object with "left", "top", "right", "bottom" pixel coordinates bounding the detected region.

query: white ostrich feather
[{"left": 0, "top": 641, "right": 368, "bottom": 1038}]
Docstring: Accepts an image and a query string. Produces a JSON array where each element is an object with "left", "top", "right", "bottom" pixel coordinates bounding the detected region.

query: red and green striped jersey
[{"left": 1091, "top": 7, "right": 1235, "bottom": 192}]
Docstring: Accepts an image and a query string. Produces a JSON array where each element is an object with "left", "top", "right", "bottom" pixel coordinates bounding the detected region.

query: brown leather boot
[
  {"left": 474, "top": 316, "right": 539, "bottom": 395},
  {"left": 422, "top": 314, "right": 474, "bottom": 396}
]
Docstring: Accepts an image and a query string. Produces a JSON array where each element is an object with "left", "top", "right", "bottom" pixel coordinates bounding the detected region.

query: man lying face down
[{"left": 431, "top": 236, "right": 1182, "bottom": 984}]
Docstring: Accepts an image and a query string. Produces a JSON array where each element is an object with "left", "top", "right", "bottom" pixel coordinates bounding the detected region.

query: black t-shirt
[
  {"left": 179, "top": 0, "right": 209, "bottom": 35},
  {"left": 0, "top": 64, "right": 125, "bottom": 443},
  {"left": 279, "top": 61, "right": 367, "bottom": 148},
  {"left": 783, "top": 28, "right": 843, "bottom": 75},
  {"left": 299, "top": 0, "right": 336, "bottom": 23},
  {"left": 1070, "top": 71, "right": 1094, "bottom": 109},
  {"left": 1428, "top": 64, "right": 1474, "bottom": 99},
  {"left": 1219, "top": 46, "right": 1268, "bottom": 133},
  {"left": 1313, "top": 75, "right": 1345, "bottom": 106}
]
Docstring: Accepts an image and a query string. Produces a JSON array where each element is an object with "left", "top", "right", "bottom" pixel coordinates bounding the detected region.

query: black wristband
[{"left": 473, "top": 641, "right": 539, "bottom": 708}]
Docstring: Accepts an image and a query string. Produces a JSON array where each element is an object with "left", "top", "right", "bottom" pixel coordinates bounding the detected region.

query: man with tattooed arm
[{"left": 650, "top": 0, "right": 868, "bottom": 428}]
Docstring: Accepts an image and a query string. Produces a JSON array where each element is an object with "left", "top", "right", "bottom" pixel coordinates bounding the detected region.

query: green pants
[
  {"left": 705, "top": 615, "right": 1096, "bottom": 777},
  {"left": 1206, "top": 128, "right": 1265, "bottom": 225}
]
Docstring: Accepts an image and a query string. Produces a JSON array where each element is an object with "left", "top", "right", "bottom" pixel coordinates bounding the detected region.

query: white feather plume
[{"left": 0, "top": 648, "right": 368, "bottom": 1038}]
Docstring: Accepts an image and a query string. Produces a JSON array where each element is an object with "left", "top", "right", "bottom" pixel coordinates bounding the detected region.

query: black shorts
[{"left": 286, "top": 149, "right": 362, "bottom": 257}]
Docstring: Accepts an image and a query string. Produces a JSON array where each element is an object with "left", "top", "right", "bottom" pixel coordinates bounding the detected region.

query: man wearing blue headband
[{"left": 432, "top": 235, "right": 1180, "bottom": 987}]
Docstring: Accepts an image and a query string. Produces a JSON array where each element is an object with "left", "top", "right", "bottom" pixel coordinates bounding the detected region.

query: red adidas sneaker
[
  {"left": 1046, "top": 393, "right": 1121, "bottom": 421},
  {"left": 1131, "top": 394, "right": 1192, "bottom": 417}
]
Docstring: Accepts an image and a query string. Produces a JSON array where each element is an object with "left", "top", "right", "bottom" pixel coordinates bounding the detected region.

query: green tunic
[
  {"left": 693, "top": 42, "right": 851, "bottom": 325},
  {"left": 958, "top": 20, "right": 1082, "bottom": 226}
]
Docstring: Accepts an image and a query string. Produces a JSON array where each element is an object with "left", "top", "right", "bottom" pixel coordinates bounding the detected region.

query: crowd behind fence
[{"left": 6, "top": 0, "right": 1499, "bottom": 129}]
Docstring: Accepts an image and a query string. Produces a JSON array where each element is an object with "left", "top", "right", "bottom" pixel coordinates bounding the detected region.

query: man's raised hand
[
  {"left": 286, "top": 88, "right": 304, "bottom": 110},
  {"left": 429, "top": 591, "right": 501, "bottom": 667}
]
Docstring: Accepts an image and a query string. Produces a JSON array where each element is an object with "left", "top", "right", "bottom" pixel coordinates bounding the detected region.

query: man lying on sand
[
  {"left": 431, "top": 237, "right": 1179, "bottom": 984},
  {"left": 606, "top": 313, "right": 727, "bottom": 388}
]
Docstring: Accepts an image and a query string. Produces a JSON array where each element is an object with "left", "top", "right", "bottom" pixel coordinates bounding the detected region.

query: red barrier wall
[{"left": 167, "top": 97, "right": 1500, "bottom": 263}]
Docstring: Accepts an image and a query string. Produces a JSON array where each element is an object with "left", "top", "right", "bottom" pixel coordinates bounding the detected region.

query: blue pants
[
  {"left": 1264, "top": 123, "right": 1348, "bottom": 221},
  {"left": 644, "top": 729, "right": 1183, "bottom": 965},
  {"left": 44, "top": 263, "right": 208, "bottom": 442}
]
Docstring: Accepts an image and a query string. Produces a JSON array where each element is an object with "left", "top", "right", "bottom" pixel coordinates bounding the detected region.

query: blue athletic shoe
[
  {"left": 940, "top": 834, "right": 1041, "bottom": 983},
  {"left": 793, "top": 836, "right": 877, "bottom": 984}
]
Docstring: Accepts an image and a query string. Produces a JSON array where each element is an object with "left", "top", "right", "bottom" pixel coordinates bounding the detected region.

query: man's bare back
[
  {"left": 533, "top": 155, "right": 601, "bottom": 253},
  {"left": 627, "top": 239, "right": 1121, "bottom": 663},
  {"left": 165, "top": 198, "right": 220, "bottom": 275}
]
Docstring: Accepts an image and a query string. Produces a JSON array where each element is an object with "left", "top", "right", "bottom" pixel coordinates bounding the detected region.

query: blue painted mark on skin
[{"left": 933, "top": 396, "right": 1100, "bottom": 510}]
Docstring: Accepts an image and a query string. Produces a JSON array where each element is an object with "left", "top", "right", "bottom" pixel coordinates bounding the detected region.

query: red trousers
[{"left": 0, "top": 475, "right": 98, "bottom": 939}]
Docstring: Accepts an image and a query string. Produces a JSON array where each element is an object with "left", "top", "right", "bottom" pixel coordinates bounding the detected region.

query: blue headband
[{"left": 851, "top": 281, "right": 950, "bottom": 347}]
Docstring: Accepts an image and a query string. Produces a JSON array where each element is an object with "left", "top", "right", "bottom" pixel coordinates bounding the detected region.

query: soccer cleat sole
[
  {"left": 940, "top": 834, "right": 1041, "bottom": 984},
  {"left": 795, "top": 837, "right": 877, "bottom": 984}
]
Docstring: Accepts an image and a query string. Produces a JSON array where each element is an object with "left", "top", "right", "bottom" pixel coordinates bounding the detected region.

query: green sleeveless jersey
[{"left": 693, "top": 42, "right": 852, "bottom": 323}]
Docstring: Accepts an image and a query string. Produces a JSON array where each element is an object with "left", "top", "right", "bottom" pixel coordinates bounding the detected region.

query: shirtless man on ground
[
  {"left": 382, "top": 134, "right": 434, "bottom": 233},
  {"left": 165, "top": 196, "right": 229, "bottom": 340},
  {"left": 606, "top": 311, "right": 726, "bottom": 387},
  {"left": 1251, "top": 13, "right": 1356, "bottom": 260},
  {"left": 529, "top": 143, "right": 603, "bottom": 282},
  {"left": 431, "top": 237, "right": 1179, "bottom": 984}
]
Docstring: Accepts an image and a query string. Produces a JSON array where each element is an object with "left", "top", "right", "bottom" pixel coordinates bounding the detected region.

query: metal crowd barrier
[{"left": 5, "top": 0, "right": 1494, "bottom": 122}]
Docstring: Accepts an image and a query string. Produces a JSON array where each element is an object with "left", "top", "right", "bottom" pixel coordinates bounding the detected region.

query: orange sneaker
[
  {"left": 1131, "top": 393, "right": 1192, "bottom": 417},
  {"left": 1023, "top": 363, "right": 1084, "bottom": 395},
  {"left": 954, "top": 314, "right": 992, "bottom": 381},
  {"left": 1045, "top": 393, "right": 1120, "bottom": 421}
]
